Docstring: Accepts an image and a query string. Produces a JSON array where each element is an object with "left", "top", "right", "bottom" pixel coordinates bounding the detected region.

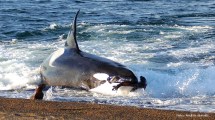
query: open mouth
[{"left": 107, "top": 76, "right": 147, "bottom": 92}]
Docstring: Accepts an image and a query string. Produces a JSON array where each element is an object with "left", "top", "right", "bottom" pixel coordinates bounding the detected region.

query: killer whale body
[{"left": 31, "top": 10, "right": 147, "bottom": 100}]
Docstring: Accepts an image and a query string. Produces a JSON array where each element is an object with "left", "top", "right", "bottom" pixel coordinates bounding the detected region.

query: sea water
[{"left": 1, "top": 0, "right": 215, "bottom": 113}]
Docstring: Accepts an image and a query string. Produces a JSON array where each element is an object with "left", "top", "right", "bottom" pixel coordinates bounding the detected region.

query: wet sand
[{"left": 0, "top": 97, "right": 214, "bottom": 120}]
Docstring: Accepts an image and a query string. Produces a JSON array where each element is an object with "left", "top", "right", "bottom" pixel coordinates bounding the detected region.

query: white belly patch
[{"left": 49, "top": 48, "right": 65, "bottom": 67}]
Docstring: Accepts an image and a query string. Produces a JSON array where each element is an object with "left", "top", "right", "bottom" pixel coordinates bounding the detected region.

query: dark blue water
[{"left": 1, "top": 0, "right": 215, "bottom": 112}]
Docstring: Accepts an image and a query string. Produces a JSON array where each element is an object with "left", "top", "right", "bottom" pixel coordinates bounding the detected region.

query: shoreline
[{"left": 0, "top": 97, "right": 214, "bottom": 120}]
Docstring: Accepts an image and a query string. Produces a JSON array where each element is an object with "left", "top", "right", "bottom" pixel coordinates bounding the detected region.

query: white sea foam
[
  {"left": 179, "top": 25, "right": 213, "bottom": 32},
  {"left": 49, "top": 23, "right": 58, "bottom": 29},
  {"left": 43, "top": 23, "right": 62, "bottom": 30},
  {"left": 0, "top": 62, "right": 40, "bottom": 90},
  {"left": 80, "top": 24, "right": 133, "bottom": 35},
  {"left": 134, "top": 66, "right": 215, "bottom": 98}
]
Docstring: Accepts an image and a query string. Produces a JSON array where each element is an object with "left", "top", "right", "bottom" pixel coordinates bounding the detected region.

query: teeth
[{"left": 108, "top": 76, "right": 120, "bottom": 83}]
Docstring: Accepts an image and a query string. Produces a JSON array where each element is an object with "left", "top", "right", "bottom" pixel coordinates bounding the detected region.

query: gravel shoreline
[{"left": 0, "top": 98, "right": 214, "bottom": 120}]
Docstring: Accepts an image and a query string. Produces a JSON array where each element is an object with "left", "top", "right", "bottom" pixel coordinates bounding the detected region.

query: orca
[{"left": 31, "top": 10, "right": 147, "bottom": 100}]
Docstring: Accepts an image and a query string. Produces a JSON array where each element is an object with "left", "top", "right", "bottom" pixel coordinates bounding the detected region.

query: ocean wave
[
  {"left": 15, "top": 23, "right": 69, "bottom": 40},
  {"left": 43, "top": 23, "right": 67, "bottom": 30},
  {"left": 135, "top": 66, "right": 215, "bottom": 98},
  {"left": 0, "top": 60, "right": 40, "bottom": 90}
]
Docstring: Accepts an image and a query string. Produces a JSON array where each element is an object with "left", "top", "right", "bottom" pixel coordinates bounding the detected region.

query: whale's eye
[{"left": 107, "top": 76, "right": 112, "bottom": 81}]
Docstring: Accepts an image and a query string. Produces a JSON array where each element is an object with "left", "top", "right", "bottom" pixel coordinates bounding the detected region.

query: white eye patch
[{"left": 93, "top": 73, "right": 109, "bottom": 81}]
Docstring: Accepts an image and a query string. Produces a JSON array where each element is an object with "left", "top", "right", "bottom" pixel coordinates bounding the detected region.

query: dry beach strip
[{"left": 0, "top": 97, "right": 214, "bottom": 120}]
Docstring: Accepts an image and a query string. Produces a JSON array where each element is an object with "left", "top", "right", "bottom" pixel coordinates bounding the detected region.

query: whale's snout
[{"left": 140, "top": 76, "right": 147, "bottom": 90}]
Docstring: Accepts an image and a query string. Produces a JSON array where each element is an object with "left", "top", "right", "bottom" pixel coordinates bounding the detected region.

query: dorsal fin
[{"left": 65, "top": 10, "right": 80, "bottom": 51}]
